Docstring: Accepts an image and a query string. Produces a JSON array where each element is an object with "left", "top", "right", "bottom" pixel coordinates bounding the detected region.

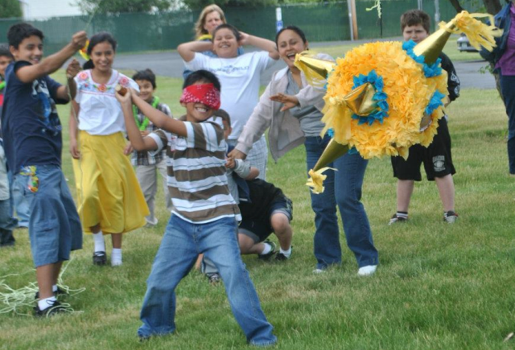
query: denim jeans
[
  {"left": 15, "top": 165, "right": 82, "bottom": 267},
  {"left": 12, "top": 173, "right": 31, "bottom": 227},
  {"left": 500, "top": 74, "right": 515, "bottom": 174},
  {"left": 305, "top": 135, "right": 378, "bottom": 269},
  {"left": 138, "top": 215, "right": 276, "bottom": 346},
  {"left": 0, "top": 199, "right": 17, "bottom": 246}
]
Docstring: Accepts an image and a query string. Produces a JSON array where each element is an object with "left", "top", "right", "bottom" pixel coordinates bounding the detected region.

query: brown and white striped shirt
[{"left": 149, "top": 116, "right": 241, "bottom": 224}]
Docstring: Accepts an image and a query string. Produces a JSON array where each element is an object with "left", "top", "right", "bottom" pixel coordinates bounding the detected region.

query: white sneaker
[
  {"left": 357, "top": 265, "right": 377, "bottom": 276},
  {"left": 313, "top": 268, "right": 326, "bottom": 274},
  {"left": 145, "top": 217, "right": 159, "bottom": 227}
]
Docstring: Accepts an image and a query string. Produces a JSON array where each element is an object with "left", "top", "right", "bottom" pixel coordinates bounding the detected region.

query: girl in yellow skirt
[{"left": 69, "top": 32, "right": 149, "bottom": 266}]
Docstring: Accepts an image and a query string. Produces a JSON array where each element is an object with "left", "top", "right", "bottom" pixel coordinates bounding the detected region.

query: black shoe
[
  {"left": 207, "top": 273, "right": 221, "bottom": 284},
  {"left": 258, "top": 240, "right": 277, "bottom": 261},
  {"left": 35, "top": 286, "right": 67, "bottom": 300},
  {"left": 34, "top": 300, "right": 67, "bottom": 317},
  {"left": 275, "top": 246, "right": 292, "bottom": 261},
  {"left": 93, "top": 251, "right": 107, "bottom": 265}
]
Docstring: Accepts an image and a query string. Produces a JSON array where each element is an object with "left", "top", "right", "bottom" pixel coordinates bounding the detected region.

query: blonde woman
[{"left": 183, "top": 4, "right": 243, "bottom": 79}]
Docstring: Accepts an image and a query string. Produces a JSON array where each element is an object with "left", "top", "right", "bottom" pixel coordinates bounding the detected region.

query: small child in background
[
  {"left": 116, "top": 70, "right": 276, "bottom": 345},
  {"left": 389, "top": 9, "right": 460, "bottom": 225},
  {"left": 0, "top": 139, "right": 17, "bottom": 247},
  {"left": 131, "top": 69, "right": 172, "bottom": 226},
  {"left": 0, "top": 46, "right": 25, "bottom": 234},
  {"left": 0, "top": 45, "right": 12, "bottom": 111},
  {"left": 0, "top": 46, "right": 17, "bottom": 247}
]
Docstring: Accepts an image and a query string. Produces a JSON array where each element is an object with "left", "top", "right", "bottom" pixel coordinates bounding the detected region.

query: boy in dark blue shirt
[{"left": 2, "top": 23, "right": 86, "bottom": 316}]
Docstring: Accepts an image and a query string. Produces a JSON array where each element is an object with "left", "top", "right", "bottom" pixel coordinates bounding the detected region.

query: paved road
[{"left": 113, "top": 41, "right": 495, "bottom": 90}]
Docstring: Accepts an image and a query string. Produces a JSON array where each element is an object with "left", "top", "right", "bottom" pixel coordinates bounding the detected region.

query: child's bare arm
[
  {"left": 131, "top": 90, "right": 188, "bottom": 137},
  {"left": 16, "top": 31, "right": 87, "bottom": 83},
  {"left": 55, "top": 59, "right": 81, "bottom": 101},
  {"left": 69, "top": 101, "right": 80, "bottom": 159},
  {"left": 227, "top": 156, "right": 259, "bottom": 180},
  {"left": 115, "top": 89, "right": 159, "bottom": 152},
  {"left": 177, "top": 41, "right": 213, "bottom": 62},
  {"left": 239, "top": 32, "right": 279, "bottom": 60}
]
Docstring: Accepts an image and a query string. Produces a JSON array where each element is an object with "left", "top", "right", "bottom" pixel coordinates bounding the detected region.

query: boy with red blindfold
[{"left": 115, "top": 70, "right": 277, "bottom": 346}]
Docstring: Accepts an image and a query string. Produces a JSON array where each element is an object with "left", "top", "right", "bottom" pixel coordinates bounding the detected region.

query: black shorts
[
  {"left": 239, "top": 197, "right": 293, "bottom": 244},
  {"left": 391, "top": 117, "right": 456, "bottom": 181}
]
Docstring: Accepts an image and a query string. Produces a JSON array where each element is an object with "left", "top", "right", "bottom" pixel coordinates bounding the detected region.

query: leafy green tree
[
  {"left": 0, "top": 0, "right": 22, "bottom": 19},
  {"left": 77, "top": 0, "right": 179, "bottom": 14}
]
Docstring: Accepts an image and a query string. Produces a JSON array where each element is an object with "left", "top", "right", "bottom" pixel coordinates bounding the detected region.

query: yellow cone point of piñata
[
  {"left": 294, "top": 52, "right": 336, "bottom": 88},
  {"left": 414, "top": 11, "right": 501, "bottom": 65},
  {"left": 306, "top": 139, "right": 348, "bottom": 194}
]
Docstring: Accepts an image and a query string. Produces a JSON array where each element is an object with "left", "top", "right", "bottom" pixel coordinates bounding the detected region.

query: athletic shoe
[
  {"left": 388, "top": 213, "right": 408, "bottom": 225},
  {"left": 357, "top": 265, "right": 377, "bottom": 276},
  {"left": 313, "top": 268, "right": 326, "bottom": 274},
  {"left": 275, "top": 246, "right": 293, "bottom": 261},
  {"left": 258, "top": 240, "right": 277, "bottom": 261},
  {"left": 93, "top": 251, "right": 107, "bottom": 265},
  {"left": 443, "top": 211, "right": 458, "bottom": 224},
  {"left": 207, "top": 273, "right": 221, "bottom": 284},
  {"left": 34, "top": 300, "right": 67, "bottom": 317}
]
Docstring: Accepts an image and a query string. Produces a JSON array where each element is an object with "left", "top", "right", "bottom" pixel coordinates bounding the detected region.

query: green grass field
[{"left": 1, "top": 66, "right": 513, "bottom": 350}]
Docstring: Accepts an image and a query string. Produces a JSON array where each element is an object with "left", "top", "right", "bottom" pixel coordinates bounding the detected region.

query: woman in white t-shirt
[
  {"left": 70, "top": 32, "right": 149, "bottom": 267},
  {"left": 178, "top": 24, "right": 279, "bottom": 179}
]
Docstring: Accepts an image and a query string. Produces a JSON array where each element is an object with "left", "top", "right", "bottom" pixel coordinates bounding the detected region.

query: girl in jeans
[{"left": 229, "top": 26, "right": 379, "bottom": 275}]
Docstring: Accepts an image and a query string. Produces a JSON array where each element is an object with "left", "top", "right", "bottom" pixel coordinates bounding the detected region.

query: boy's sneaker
[
  {"left": 207, "top": 273, "right": 221, "bottom": 285},
  {"left": 258, "top": 240, "right": 277, "bottom": 261},
  {"left": 34, "top": 300, "right": 67, "bottom": 317},
  {"left": 275, "top": 246, "right": 293, "bottom": 261},
  {"left": 388, "top": 213, "right": 408, "bottom": 225},
  {"left": 93, "top": 251, "right": 107, "bottom": 265},
  {"left": 443, "top": 211, "right": 458, "bottom": 224},
  {"left": 357, "top": 265, "right": 377, "bottom": 276}
]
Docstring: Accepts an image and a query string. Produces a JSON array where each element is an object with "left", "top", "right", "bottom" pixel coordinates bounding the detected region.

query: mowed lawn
[{"left": 1, "top": 62, "right": 514, "bottom": 349}]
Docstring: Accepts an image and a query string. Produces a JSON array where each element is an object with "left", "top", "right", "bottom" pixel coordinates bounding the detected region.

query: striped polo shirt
[{"left": 149, "top": 116, "right": 241, "bottom": 224}]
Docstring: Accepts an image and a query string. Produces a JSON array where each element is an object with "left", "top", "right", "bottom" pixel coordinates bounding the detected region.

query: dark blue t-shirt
[{"left": 0, "top": 61, "right": 67, "bottom": 174}]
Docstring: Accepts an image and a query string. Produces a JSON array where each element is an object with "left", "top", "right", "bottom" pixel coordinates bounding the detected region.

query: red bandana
[{"left": 179, "top": 83, "right": 221, "bottom": 110}]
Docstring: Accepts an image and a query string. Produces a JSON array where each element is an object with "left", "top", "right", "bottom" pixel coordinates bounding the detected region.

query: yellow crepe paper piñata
[{"left": 297, "top": 11, "right": 500, "bottom": 193}]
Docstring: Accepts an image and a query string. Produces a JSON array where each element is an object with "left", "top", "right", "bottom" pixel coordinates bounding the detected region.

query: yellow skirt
[{"left": 72, "top": 131, "right": 149, "bottom": 234}]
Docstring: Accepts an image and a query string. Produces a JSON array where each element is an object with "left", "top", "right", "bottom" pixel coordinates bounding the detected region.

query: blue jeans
[
  {"left": 500, "top": 73, "right": 515, "bottom": 174},
  {"left": 305, "top": 135, "right": 378, "bottom": 269},
  {"left": 138, "top": 215, "right": 276, "bottom": 346},
  {"left": 12, "top": 173, "right": 31, "bottom": 227},
  {"left": 15, "top": 165, "right": 82, "bottom": 267}
]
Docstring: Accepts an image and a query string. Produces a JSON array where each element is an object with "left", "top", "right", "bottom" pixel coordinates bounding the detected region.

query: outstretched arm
[
  {"left": 239, "top": 32, "right": 279, "bottom": 60},
  {"left": 69, "top": 101, "right": 81, "bottom": 159},
  {"left": 130, "top": 89, "right": 188, "bottom": 137},
  {"left": 115, "top": 89, "right": 160, "bottom": 152},
  {"left": 55, "top": 58, "right": 81, "bottom": 102},
  {"left": 16, "top": 31, "right": 87, "bottom": 83}
]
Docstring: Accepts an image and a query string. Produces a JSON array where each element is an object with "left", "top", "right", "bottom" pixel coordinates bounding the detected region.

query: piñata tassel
[{"left": 306, "top": 167, "right": 336, "bottom": 194}]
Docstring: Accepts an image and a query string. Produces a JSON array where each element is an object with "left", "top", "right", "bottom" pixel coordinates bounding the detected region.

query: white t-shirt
[
  {"left": 74, "top": 69, "right": 139, "bottom": 135},
  {"left": 184, "top": 51, "right": 275, "bottom": 140}
]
